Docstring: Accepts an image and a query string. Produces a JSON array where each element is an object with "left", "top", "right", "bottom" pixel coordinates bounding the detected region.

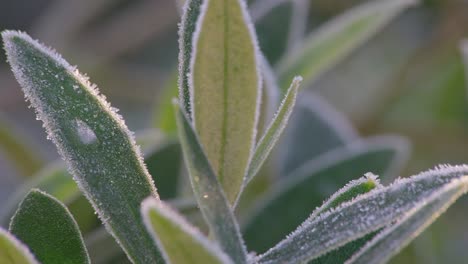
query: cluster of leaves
[{"left": 1, "top": 0, "right": 468, "bottom": 263}]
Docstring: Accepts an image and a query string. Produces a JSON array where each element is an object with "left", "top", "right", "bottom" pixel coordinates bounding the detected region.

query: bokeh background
[{"left": 1, "top": 0, "right": 468, "bottom": 263}]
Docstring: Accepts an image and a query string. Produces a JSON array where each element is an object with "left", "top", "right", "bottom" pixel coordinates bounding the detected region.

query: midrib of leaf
[{"left": 218, "top": 0, "right": 230, "bottom": 185}]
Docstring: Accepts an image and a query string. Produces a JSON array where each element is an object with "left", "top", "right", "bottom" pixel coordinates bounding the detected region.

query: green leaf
[
  {"left": 244, "top": 76, "right": 301, "bottom": 185},
  {"left": 1, "top": 133, "right": 180, "bottom": 233},
  {"left": 9, "top": 189, "right": 90, "bottom": 264},
  {"left": 179, "top": 0, "right": 203, "bottom": 115},
  {"left": 0, "top": 114, "right": 43, "bottom": 176},
  {"left": 278, "top": 94, "right": 358, "bottom": 176},
  {"left": 346, "top": 178, "right": 468, "bottom": 264},
  {"left": 243, "top": 136, "right": 408, "bottom": 253},
  {"left": 2, "top": 30, "right": 162, "bottom": 263},
  {"left": 309, "top": 173, "right": 382, "bottom": 219},
  {"left": 257, "top": 165, "right": 468, "bottom": 264},
  {"left": 175, "top": 104, "right": 248, "bottom": 264},
  {"left": 307, "top": 179, "right": 382, "bottom": 264},
  {"left": 142, "top": 198, "right": 234, "bottom": 264},
  {"left": 190, "top": 0, "right": 262, "bottom": 204},
  {"left": 86, "top": 199, "right": 201, "bottom": 264},
  {"left": 277, "top": 0, "right": 418, "bottom": 90},
  {"left": 0, "top": 228, "right": 38, "bottom": 264},
  {"left": 306, "top": 174, "right": 381, "bottom": 264}
]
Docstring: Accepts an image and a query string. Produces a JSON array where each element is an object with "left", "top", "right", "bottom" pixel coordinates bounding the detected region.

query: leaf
[
  {"left": 278, "top": 93, "right": 358, "bottom": 177},
  {"left": 306, "top": 174, "right": 381, "bottom": 264},
  {"left": 86, "top": 199, "right": 201, "bottom": 264},
  {"left": 346, "top": 178, "right": 468, "bottom": 264},
  {"left": 2, "top": 31, "right": 162, "bottom": 263},
  {"left": 277, "top": 0, "right": 418, "bottom": 90},
  {"left": 175, "top": 104, "right": 248, "bottom": 264},
  {"left": 0, "top": 228, "right": 38, "bottom": 264},
  {"left": 303, "top": 174, "right": 382, "bottom": 264},
  {"left": 0, "top": 114, "right": 43, "bottom": 176},
  {"left": 242, "top": 136, "right": 408, "bottom": 253},
  {"left": 190, "top": 0, "right": 262, "bottom": 204},
  {"left": 244, "top": 76, "right": 301, "bottom": 185},
  {"left": 257, "top": 165, "right": 468, "bottom": 264},
  {"left": 9, "top": 189, "right": 90, "bottom": 264},
  {"left": 142, "top": 198, "right": 234, "bottom": 264},
  {"left": 179, "top": 0, "right": 203, "bottom": 115}
]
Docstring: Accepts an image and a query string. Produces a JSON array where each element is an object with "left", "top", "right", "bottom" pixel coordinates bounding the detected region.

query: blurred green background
[{"left": 1, "top": 0, "right": 468, "bottom": 263}]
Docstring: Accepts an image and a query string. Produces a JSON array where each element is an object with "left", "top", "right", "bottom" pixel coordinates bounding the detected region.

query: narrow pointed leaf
[
  {"left": 257, "top": 165, "right": 468, "bottom": 264},
  {"left": 278, "top": 94, "right": 358, "bottom": 177},
  {"left": 244, "top": 76, "right": 301, "bottom": 184},
  {"left": 142, "top": 198, "right": 234, "bottom": 264},
  {"left": 179, "top": 0, "right": 203, "bottom": 115},
  {"left": 2, "top": 31, "right": 162, "bottom": 263},
  {"left": 243, "top": 136, "right": 408, "bottom": 253},
  {"left": 190, "top": 0, "right": 262, "bottom": 204},
  {"left": 309, "top": 173, "right": 382, "bottom": 219},
  {"left": 277, "top": 0, "right": 418, "bottom": 90},
  {"left": 9, "top": 189, "right": 90, "bottom": 264},
  {"left": 346, "top": 178, "right": 468, "bottom": 264},
  {"left": 175, "top": 105, "right": 248, "bottom": 264},
  {"left": 307, "top": 174, "right": 382, "bottom": 264},
  {"left": 0, "top": 228, "right": 38, "bottom": 264}
]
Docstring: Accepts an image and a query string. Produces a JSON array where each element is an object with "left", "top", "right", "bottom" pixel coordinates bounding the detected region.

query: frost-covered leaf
[
  {"left": 0, "top": 114, "right": 43, "bottom": 176},
  {"left": 306, "top": 174, "right": 381, "bottom": 264},
  {"left": 346, "top": 177, "right": 468, "bottom": 264},
  {"left": 278, "top": 94, "right": 358, "bottom": 176},
  {"left": 9, "top": 189, "right": 90, "bottom": 264},
  {"left": 243, "top": 136, "right": 408, "bottom": 253},
  {"left": 175, "top": 104, "right": 248, "bottom": 264},
  {"left": 179, "top": 0, "right": 203, "bottom": 115},
  {"left": 86, "top": 199, "right": 201, "bottom": 264},
  {"left": 0, "top": 228, "right": 38, "bottom": 264},
  {"left": 0, "top": 162, "right": 98, "bottom": 234},
  {"left": 1, "top": 134, "right": 178, "bottom": 232},
  {"left": 244, "top": 76, "right": 301, "bottom": 185},
  {"left": 257, "top": 165, "right": 468, "bottom": 264},
  {"left": 277, "top": 0, "right": 418, "bottom": 90},
  {"left": 190, "top": 0, "right": 262, "bottom": 204},
  {"left": 142, "top": 198, "right": 234, "bottom": 264},
  {"left": 309, "top": 173, "right": 382, "bottom": 219},
  {"left": 2, "top": 30, "right": 162, "bottom": 263}
]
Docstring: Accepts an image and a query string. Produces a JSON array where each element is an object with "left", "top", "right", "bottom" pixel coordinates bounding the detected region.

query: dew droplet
[{"left": 75, "top": 119, "right": 97, "bottom": 144}]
